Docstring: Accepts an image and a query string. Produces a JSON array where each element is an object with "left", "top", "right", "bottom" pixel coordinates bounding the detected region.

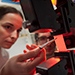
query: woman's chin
[{"left": 3, "top": 46, "right": 12, "bottom": 49}]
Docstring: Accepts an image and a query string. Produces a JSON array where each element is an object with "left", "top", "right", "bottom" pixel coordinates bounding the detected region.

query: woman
[{"left": 0, "top": 5, "right": 46, "bottom": 75}]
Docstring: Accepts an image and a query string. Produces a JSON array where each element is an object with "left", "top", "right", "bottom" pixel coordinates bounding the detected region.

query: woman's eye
[
  {"left": 4, "top": 25, "right": 13, "bottom": 31},
  {"left": 17, "top": 28, "right": 22, "bottom": 33},
  {"left": 4, "top": 25, "right": 11, "bottom": 29},
  {"left": 3, "top": 25, "right": 13, "bottom": 32}
]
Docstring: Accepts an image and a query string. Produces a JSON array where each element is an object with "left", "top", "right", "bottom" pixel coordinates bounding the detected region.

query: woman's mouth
[{"left": 5, "top": 41, "right": 14, "bottom": 45}]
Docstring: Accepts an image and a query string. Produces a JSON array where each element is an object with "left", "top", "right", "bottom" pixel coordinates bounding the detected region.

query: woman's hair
[{"left": 0, "top": 5, "right": 23, "bottom": 20}]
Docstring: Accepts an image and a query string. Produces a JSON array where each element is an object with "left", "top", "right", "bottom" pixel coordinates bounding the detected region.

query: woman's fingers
[
  {"left": 26, "top": 44, "right": 38, "bottom": 50},
  {"left": 23, "top": 48, "right": 46, "bottom": 71}
]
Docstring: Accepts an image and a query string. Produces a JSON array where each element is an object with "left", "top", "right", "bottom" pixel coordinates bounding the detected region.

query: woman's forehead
[{"left": 0, "top": 13, "right": 23, "bottom": 28}]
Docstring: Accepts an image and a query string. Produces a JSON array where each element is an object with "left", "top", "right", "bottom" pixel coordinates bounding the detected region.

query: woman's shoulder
[
  {"left": 1, "top": 48, "right": 9, "bottom": 59},
  {"left": 0, "top": 48, "right": 9, "bottom": 69}
]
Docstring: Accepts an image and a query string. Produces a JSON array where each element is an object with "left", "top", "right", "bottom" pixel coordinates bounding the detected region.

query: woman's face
[{"left": 0, "top": 13, "right": 23, "bottom": 49}]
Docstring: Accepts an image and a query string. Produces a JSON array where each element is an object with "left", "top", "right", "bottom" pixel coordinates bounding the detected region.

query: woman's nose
[{"left": 10, "top": 30, "right": 18, "bottom": 39}]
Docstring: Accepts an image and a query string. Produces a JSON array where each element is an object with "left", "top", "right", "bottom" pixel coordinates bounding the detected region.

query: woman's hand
[{"left": 1, "top": 44, "right": 46, "bottom": 75}]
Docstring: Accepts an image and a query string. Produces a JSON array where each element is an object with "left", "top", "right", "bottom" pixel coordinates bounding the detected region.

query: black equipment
[{"left": 20, "top": 0, "right": 75, "bottom": 75}]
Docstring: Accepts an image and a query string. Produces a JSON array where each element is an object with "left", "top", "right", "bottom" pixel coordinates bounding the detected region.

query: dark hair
[{"left": 0, "top": 5, "right": 23, "bottom": 20}]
